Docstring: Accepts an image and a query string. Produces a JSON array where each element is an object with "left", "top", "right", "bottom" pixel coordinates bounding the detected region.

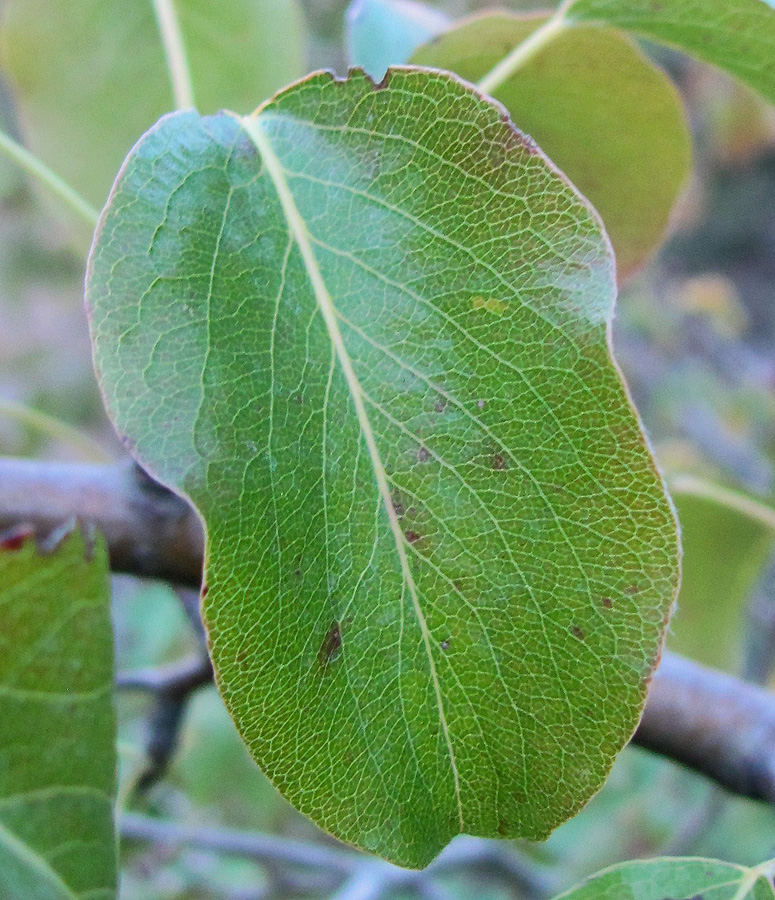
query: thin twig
[
  {"left": 117, "top": 654, "right": 212, "bottom": 694},
  {"left": 121, "top": 813, "right": 554, "bottom": 899},
  {"left": 635, "top": 652, "right": 775, "bottom": 804},
  {"left": 151, "top": 0, "right": 196, "bottom": 109},
  {"left": 121, "top": 812, "right": 360, "bottom": 873},
  {"left": 119, "top": 654, "right": 213, "bottom": 789},
  {"left": 0, "top": 129, "right": 99, "bottom": 225}
]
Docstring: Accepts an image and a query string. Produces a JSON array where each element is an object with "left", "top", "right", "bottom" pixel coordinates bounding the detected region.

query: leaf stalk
[
  {"left": 669, "top": 474, "right": 775, "bottom": 533},
  {"left": 150, "top": 0, "right": 196, "bottom": 109},
  {"left": 0, "top": 129, "right": 99, "bottom": 226},
  {"left": 476, "top": 10, "right": 569, "bottom": 96}
]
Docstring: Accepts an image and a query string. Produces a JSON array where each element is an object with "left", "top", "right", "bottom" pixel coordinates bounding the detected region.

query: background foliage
[{"left": 0, "top": 0, "right": 775, "bottom": 897}]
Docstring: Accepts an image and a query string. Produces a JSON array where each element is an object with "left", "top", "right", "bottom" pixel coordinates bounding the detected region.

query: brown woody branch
[{"left": 2, "top": 457, "right": 775, "bottom": 807}]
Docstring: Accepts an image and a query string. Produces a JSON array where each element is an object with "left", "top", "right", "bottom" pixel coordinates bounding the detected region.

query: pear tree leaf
[
  {"left": 0, "top": 0, "right": 305, "bottom": 208},
  {"left": 565, "top": 0, "right": 775, "bottom": 104},
  {"left": 0, "top": 527, "right": 116, "bottom": 900},
  {"left": 411, "top": 13, "right": 691, "bottom": 280},
  {"left": 86, "top": 69, "right": 679, "bottom": 867},
  {"left": 553, "top": 856, "right": 775, "bottom": 899},
  {"left": 346, "top": 0, "right": 450, "bottom": 78},
  {"left": 668, "top": 489, "right": 775, "bottom": 671}
]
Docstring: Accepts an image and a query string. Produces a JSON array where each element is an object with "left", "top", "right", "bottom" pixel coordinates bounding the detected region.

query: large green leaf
[
  {"left": 0, "top": 528, "right": 115, "bottom": 900},
  {"left": 668, "top": 489, "right": 775, "bottom": 671},
  {"left": 565, "top": 0, "right": 775, "bottom": 104},
  {"left": 0, "top": 0, "right": 305, "bottom": 208},
  {"left": 554, "top": 856, "right": 775, "bottom": 899},
  {"left": 411, "top": 13, "right": 691, "bottom": 280},
  {"left": 86, "top": 69, "right": 679, "bottom": 867},
  {"left": 347, "top": 0, "right": 450, "bottom": 79}
]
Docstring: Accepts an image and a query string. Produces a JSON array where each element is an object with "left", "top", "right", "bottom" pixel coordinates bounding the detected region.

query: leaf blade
[
  {"left": 0, "top": 529, "right": 116, "bottom": 900},
  {"left": 87, "top": 69, "right": 679, "bottom": 866},
  {"left": 411, "top": 13, "right": 692, "bottom": 279},
  {"left": 553, "top": 856, "right": 775, "bottom": 899},
  {"left": 565, "top": 0, "right": 775, "bottom": 104}
]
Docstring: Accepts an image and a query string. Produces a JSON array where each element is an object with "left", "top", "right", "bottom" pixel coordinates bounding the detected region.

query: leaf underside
[
  {"left": 87, "top": 69, "right": 679, "bottom": 867},
  {"left": 0, "top": 528, "right": 115, "bottom": 900}
]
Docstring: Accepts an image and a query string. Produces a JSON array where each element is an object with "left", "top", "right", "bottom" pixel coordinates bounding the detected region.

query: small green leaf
[
  {"left": 0, "top": 0, "right": 305, "bottom": 207},
  {"left": 347, "top": 0, "right": 450, "bottom": 78},
  {"left": 412, "top": 13, "right": 691, "bottom": 279},
  {"left": 87, "top": 69, "right": 679, "bottom": 867},
  {"left": 0, "top": 528, "right": 116, "bottom": 900},
  {"left": 565, "top": 0, "right": 775, "bottom": 104},
  {"left": 554, "top": 856, "right": 775, "bottom": 899},
  {"left": 668, "top": 490, "right": 775, "bottom": 671}
]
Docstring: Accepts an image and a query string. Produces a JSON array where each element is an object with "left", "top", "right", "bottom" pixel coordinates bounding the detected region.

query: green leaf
[
  {"left": 0, "top": 0, "right": 305, "bottom": 208},
  {"left": 0, "top": 528, "right": 116, "bottom": 900},
  {"left": 86, "top": 69, "right": 679, "bottom": 867},
  {"left": 668, "top": 490, "right": 775, "bottom": 671},
  {"left": 412, "top": 13, "right": 691, "bottom": 279},
  {"left": 347, "top": 0, "right": 450, "bottom": 78},
  {"left": 565, "top": 0, "right": 775, "bottom": 105},
  {"left": 554, "top": 856, "right": 775, "bottom": 899}
]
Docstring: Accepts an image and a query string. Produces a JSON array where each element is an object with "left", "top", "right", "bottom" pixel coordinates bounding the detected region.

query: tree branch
[
  {"left": 636, "top": 652, "right": 775, "bottom": 804},
  {"left": 0, "top": 457, "right": 203, "bottom": 585},
  {"left": 3, "top": 456, "right": 775, "bottom": 808}
]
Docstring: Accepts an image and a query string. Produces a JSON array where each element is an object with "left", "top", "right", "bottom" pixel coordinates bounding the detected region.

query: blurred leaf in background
[
  {"left": 0, "top": 527, "right": 116, "bottom": 900},
  {"left": 347, "top": 0, "right": 450, "bottom": 77},
  {"left": 0, "top": 0, "right": 306, "bottom": 209}
]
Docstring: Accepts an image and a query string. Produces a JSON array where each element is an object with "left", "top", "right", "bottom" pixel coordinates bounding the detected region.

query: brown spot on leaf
[
  {"left": 497, "top": 820, "right": 509, "bottom": 836},
  {"left": 601, "top": 596, "right": 613, "bottom": 609},
  {"left": 405, "top": 530, "right": 421, "bottom": 544},
  {"left": 318, "top": 621, "right": 342, "bottom": 669},
  {"left": 625, "top": 584, "right": 641, "bottom": 595},
  {"left": 492, "top": 453, "right": 507, "bottom": 470},
  {"left": 417, "top": 445, "right": 430, "bottom": 463},
  {"left": 201, "top": 584, "right": 209, "bottom": 598},
  {"left": 434, "top": 398, "right": 447, "bottom": 413},
  {"left": 571, "top": 625, "right": 586, "bottom": 641}
]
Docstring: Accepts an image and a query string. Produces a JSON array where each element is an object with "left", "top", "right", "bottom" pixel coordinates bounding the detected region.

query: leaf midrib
[{"left": 237, "top": 111, "right": 464, "bottom": 826}]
